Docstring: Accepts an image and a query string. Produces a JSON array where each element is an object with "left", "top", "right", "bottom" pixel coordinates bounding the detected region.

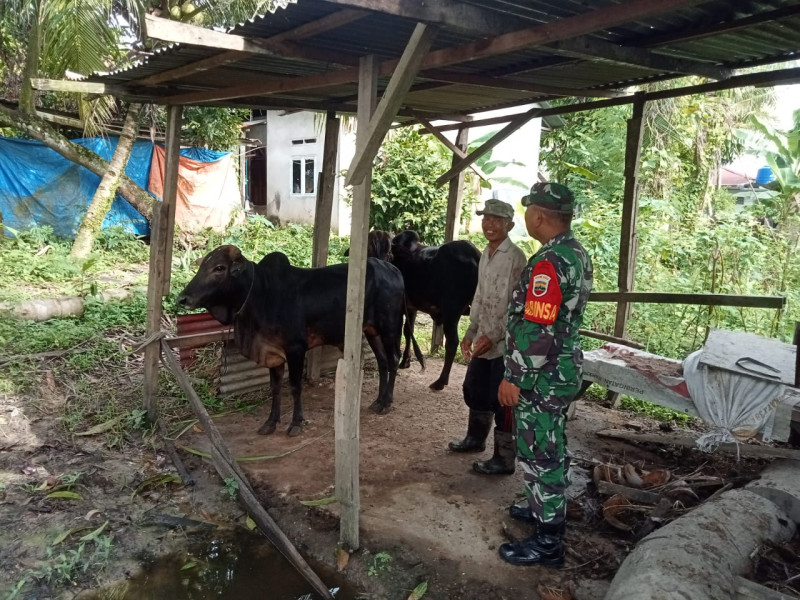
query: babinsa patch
[{"left": 524, "top": 260, "right": 562, "bottom": 325}]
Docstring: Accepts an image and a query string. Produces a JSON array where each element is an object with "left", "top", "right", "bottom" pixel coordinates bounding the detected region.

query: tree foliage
[{"left": 541, "top": 80, "right": 798, "bottom": 355}]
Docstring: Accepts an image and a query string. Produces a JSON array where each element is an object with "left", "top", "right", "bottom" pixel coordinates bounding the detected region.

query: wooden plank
[
  {"left": 435, "top": 106, "right": 540, "bottom": 186},
  {"left": 143, "top": 202, "right": 168, "bottom": 422},
  {"left": 336, "top": 55, "right": 377, "bottom": 552},
  {"left": 579, "top": 329, "right": 645, "bottom": 350},
  {"left": 308, "top": 116, "right": 340, "bottom": 381},
  {"left": 794, "top": 322, "right": 799, "bottom": 388},
  {"left": 597, "top": 428, "right": 800, "bottom": 461},
  {"left": 137, "top": 50, "right": 248, "bottom": 86},
  {"left": 159, "top": 340, "right": 333, "bottom": 600},
  {"left": 614, "top": 92, "right": 645, "bottom": 342},
  {"left": 29, "top": 78, "right": 125, "bottom": 95},
  {"left": 160, "top": 106, "right": 182, "bottom": 297},
  {"left": 345, "top": 23, "right": 437, "bottom": 187},
  {"left": 547, "top": 38, "right": 732, "bottom": 80},
  {"left": 144, "top": 14, "right": 278, "bottom": 55},
  {"left": 165, "top": 330, "right": 233, "bottom": 349},
  {"left": 645, "top": 67, "right": 800, "bottom": 102},
  {"left": 590, "top": 292, "right": 786, "bottom": 309},
  {"left": 266, "top": 8, "right": 368, "bottom": 44}
]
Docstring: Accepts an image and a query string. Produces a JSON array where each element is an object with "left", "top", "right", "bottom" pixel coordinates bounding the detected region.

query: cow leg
[
  {"left": 286, "top": 348, "right": 306, "bottom": 436},
  {"left": 399, "top": 308, "right": 417, "bottom": 369},
  {"left": 257, "top": 365, "right": 284, "bottom": 435},
  {"left": 430, "top": 316, "right": 459, "bottom": 391},
  {"left": 365, "top": 334, "right": 392, "bottom": 414}
]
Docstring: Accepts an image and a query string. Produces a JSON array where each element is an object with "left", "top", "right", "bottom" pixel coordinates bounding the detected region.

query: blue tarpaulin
[{"left": 0, "top": 136, "right": 233, "bottom": 239}]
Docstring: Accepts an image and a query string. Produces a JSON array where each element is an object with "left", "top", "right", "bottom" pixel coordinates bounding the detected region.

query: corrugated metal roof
[{"left": 88, "top": 0, "right": 800, "bottom": 119}]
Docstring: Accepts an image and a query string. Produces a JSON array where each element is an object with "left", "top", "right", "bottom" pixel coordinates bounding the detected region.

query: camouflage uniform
[{"left": 504, "top": 185, "right": 593, "bottom": 527}]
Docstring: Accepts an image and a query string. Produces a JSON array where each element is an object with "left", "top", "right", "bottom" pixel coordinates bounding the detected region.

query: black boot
[
  {"left": 473, "top": 430, "right": 516, "bottom": 475},
  {"left": 498, "top": 522, "right": 565, "bottom": 567},
  {"left": 448, "top": 410, "right": 493, "bottom": 452}
]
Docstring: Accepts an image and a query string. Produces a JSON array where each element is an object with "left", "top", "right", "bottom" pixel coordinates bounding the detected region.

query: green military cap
[
  {"left": 521, "top": 182, "right": 575, "bottom": 214},
  {"left": 476, "top": 198, "right": 515, "bottom": 220}
]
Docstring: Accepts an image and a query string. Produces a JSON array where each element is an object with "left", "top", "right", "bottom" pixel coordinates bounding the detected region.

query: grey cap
[{"left": 476, "top": 198, "right": 514, "bottom": 220}]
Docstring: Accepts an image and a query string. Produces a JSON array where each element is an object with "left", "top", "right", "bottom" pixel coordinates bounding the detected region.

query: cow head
[
  {"left": 392, "top": 230, "right": 422, "bottom": 254},
  {"left": 177, "top": 244, "right": 251, "bottom": 325}
]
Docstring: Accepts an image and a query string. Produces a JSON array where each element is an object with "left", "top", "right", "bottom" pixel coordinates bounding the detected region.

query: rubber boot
[
  {"left": 448, "top": 410, "right": 493, "bottom": 452},
  {"left": 498, "top": 521, "right": 565, "bottom": 567},
  {"left": 473, "top": 430, "right": 516, "bottom": 475},
  {"left": 508, "top": 501, "right": 536, "bottom": 523}
]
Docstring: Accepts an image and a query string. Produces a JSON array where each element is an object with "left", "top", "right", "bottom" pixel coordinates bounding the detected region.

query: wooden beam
[
  {"left": 159, "top": 340, "right": 334, "bottom": 599},
  {"left": 589, "top": 292, "right": 786, "bottom": 309},
  {"left": 318, "top": 0, "right": 521, "bottom": 35},
  {"left": 435, "top": 106, "right": 541, "bottom": 187},
  {"left": 143, "top": 204, "right": 168, "bottom": 423},
  {"left": 266, "top": 8, "right": 368, "bottom": 44},
  {"left": 547, "top": 38, "right": 732, "bottom": 80},
  {"left": 337, "top": 55, "right": 377, "bottom": 552},
  {"left": 423, "top": 69, "right": 624, "bottom": 98},
  {"left": 614, "top": 92, "right": 645, "bottom": 341},
  {"left": 597, "top": 428, "right": 800, "bottom": 461},
  {"left": 160, "top": 106, "right": 183, "bottom": 298},
  {"left": 412, "top": 114, "right": 487, "bottom": 183},
  {"left": 137, "top": 50, "right": 248, "bottom": 86},
  {"left": 308, "top": 112, "right": 341, "bottom": 381},
  {"left": 30, "top": 78, "right": 125, "bottom": 96},
  {"left": 345, "top": 23, "right": 437, "bottom": 187},
  {"left": 416, "top": 0, "right": 711, "bottom": 72},
  {"left": 579, "top": 329, "right": 645, "bottom": 350},
  {"left": 645, "top": 67, "right": 800, "bottom": 101},
  {"left": 144, "top": 14, "right": 276, "bottom": 55}
]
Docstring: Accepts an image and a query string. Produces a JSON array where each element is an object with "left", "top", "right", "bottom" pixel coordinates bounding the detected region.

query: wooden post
[
  {"left": 336, "top": 55, "right": 377, "bottom": 552},
  {"left": 609, "top": 92, "right": 645, "bottom": 407},
  {"left": 308, "top": 111, "right": 340, "bottom": 381},
  {"left": 143, "top": 105, "right": 183, "bottom": 422},
  {"left": 432, "top": 125, "right": 469, "bottom": 353},
  {"left": 160, "top": 105, "right": 183, "bottom": 298}
]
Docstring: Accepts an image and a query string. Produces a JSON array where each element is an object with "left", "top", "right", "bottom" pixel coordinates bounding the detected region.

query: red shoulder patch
[{"left": 524, "top": 260, "right": 562, "bottom": 325}]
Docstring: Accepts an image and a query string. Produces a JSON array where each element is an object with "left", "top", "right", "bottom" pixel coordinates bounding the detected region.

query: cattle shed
[{"left": 38, "top": 1, "right": 800, "bottom": 594}]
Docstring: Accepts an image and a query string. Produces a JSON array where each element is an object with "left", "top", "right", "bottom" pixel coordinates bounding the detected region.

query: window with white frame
[{"left": 291, "top": 138, "right": 317, "bottom": 195}]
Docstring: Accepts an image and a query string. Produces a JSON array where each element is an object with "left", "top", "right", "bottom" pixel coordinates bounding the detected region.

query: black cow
[
  {"left": 382, "top": 230, "right": 481, "bottom": 391},
  {"left": 177, "top": 245, "right": 406, "bottom": 436}
]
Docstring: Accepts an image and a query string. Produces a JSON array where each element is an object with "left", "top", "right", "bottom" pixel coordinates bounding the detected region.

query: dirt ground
[{"left": 1, "top": 355, "right": 795, "bottom": 599}]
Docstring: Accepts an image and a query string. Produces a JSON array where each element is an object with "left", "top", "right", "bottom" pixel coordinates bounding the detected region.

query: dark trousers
[{"left": 462, "top": 356, "right": 514, "bottom": 432}]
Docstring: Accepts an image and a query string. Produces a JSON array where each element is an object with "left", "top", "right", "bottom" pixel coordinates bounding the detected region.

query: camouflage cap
[
  {"left": 521, "top": 182, "right": 575, "bottom": 214},
  {"left": 476, "top": 198, "right": 515, "bottom": 220}
]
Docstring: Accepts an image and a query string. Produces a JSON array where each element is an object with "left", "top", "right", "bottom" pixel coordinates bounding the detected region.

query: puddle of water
[{"left": 84, "top": 530, "right": 359, "bottom": 600}]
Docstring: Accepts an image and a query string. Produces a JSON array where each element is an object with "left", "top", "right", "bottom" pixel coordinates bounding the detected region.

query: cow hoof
[
  {"left": 429, "top": 380, "right": 446, "bottom": 391},
  {"left": 258, "top": 422, "right": 277, "bottom": 435},
  {"left": 369, "top": 401, "right": 392, "bottom": 415},
  {"left": 287, "top": 424, "right": 303, "bottom": 437},
  {"left": 399, "top": 360, "right": 411, "bottom": 369}
]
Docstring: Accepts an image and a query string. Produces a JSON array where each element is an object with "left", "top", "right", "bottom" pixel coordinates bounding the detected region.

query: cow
[
  {"left": 177, "top": 245, "right": 407, "bottom": 436},
  {"left": 379, "top": 230, "right": 481, "bottom": 391}
]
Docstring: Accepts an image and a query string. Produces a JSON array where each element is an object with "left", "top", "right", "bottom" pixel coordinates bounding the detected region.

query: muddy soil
[{"left": 0, "top": 356, "right": 783, "bottom": 600}]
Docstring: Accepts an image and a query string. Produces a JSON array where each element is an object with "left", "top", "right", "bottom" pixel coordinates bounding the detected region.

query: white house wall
[{"left": 265, "top": 111, "right": 351, "bottom": 236}]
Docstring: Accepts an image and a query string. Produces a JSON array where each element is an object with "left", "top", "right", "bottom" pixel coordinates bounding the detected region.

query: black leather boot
[
  {"left": 498, "top": 522, "right": 565, "bottom": 567},
  {"left": 473, "top": 430, "right": 516, "bottom": 474},
  {"left": 448, "top": 410, "right": 493, "bottom": 452}
]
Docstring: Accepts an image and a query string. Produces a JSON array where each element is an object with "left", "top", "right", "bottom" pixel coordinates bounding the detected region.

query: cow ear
[
  {"left": 231, "top": 256, "right": 247, "bottom": 276},
  {"left": 195, "top": 255, "right": 205, "bottom": 267}
]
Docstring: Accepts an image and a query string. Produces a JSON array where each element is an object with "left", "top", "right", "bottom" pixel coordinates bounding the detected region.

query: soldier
[
  {"left": 449, "top": 199, "right": 527, "bottom": 476},
  {"left": 497, "top": 182, "right": 593, "bottom": 567}
]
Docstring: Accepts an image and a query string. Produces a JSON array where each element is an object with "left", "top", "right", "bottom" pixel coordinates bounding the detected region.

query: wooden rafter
[
  {"left": 30, "top": 78, "right": 126, "bottom": 95},
  {"left": 435, "top": 106, "right": 542, "bottom": 187},
  {"left": 318, "top": 0, "right": 521, "bottom": 35},
  {"left": 547, "top": 37, "right": 733, "bottom": 80},
  {"left": 422, "top": 70, "right": 624, "bottom": 98},
  {"left": 152, "top": 0, "right": 710, "bottom": 106},
  {"left": 411, "top": 112, "right": 488, "bottom": 183},
  {"left": 344, "top": 23, "right": 437, "bottom": 186}
]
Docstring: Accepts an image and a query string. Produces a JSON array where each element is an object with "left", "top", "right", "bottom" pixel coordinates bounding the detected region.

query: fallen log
[
  {"left": 160, "top": 340, "right": 334, "bottom": 600},
  {"left": 605, "top": 489, "right": 796, "bottom": 600},
  {"left": 1, "top": 289, "right": 133, "bottom": 322},
  {"left": 597, "top": 429, "right": 800, "bottom": 461}
]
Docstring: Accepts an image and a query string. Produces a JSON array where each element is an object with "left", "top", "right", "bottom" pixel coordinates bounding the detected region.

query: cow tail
[{"left": 404, "top": 301, "right": 425, "bottom": 370}]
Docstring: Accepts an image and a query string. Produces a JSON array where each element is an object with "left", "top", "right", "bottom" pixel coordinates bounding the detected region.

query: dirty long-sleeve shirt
[{"left": 464, "top": 236, "right": 527, "bottom": 360}]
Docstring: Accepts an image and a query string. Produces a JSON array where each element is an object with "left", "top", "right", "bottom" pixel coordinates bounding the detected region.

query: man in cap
[
  {"left": 449, "top": 198, "right": 527, "bottom": 476},
  {"left": 497, "top": 182, "right": 593, "bottom": 567}
]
